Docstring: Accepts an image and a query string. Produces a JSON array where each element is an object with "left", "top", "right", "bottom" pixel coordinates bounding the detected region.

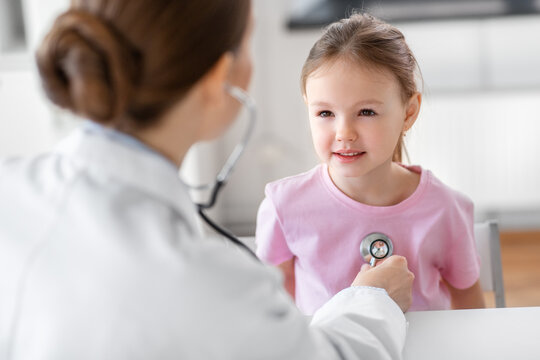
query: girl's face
[{"left": 305, "top": 58, "right": 419, "bottom": 180}]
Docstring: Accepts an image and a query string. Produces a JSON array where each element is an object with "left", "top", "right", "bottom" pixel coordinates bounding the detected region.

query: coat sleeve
[{"left": 189, "top": 236, "right": 407, "bottom": 360}]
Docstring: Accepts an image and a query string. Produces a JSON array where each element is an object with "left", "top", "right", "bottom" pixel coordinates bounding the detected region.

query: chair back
[{"left": 474, "top": 220, "right": 506, "bottom": 307}]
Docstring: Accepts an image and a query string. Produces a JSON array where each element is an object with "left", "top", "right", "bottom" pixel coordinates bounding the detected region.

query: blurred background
[{"left": 1, "top": 0, "right": 539, "bottom": 305}]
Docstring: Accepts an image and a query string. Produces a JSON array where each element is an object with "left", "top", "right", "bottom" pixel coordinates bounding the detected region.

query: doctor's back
[
  {"left": 0, "top": 126, "right": 223, "bottom": 358},
  {"left": 0, "top": 1, "right": 259, "bottom": 357},
  {"left": 0, "top": 0, "right": 414, "bottom": 359}
]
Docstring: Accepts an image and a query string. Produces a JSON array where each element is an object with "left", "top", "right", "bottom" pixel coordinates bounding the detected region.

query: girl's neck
[{"left": 328, "top": 161, "right": 420, "bottom": 207}]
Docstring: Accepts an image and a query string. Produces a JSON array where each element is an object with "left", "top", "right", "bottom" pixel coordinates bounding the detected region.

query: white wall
[
  {"left": 0, "top": 0, "right": 72, "bottom": 157},
  {"left": 0, "top": 70, "right": 55, "bottom": 156}
]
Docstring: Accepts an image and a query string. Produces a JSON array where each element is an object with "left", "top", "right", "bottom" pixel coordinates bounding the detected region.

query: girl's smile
[{"left": 332, "top": 149, "right": 367, "bottom": 163}]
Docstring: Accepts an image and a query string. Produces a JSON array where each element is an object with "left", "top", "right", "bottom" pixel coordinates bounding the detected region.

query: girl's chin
[{"left": 328, "top": 163, "right": 368, "bottom": 179}]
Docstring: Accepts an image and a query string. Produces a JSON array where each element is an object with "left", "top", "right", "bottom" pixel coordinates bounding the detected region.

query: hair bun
[{"left": 36, "top": 9, "right": 138, "bottom": 123}]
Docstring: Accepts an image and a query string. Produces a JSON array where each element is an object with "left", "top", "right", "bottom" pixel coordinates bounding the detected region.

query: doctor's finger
[
  {"left": 380, "top": 255, "right": 408, "bottom": 268},
  {"left": 360, "top": 263, "right": 371, "bottom": 272}
]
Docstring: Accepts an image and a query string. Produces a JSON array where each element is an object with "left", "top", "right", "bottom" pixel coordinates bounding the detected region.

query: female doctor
[{"left": 0, "top": 0, "right": 414, "bottom": 359}]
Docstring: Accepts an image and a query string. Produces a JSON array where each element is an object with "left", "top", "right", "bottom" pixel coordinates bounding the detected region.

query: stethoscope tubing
[
  {"left": 197, "top": 203, "right": 259, "bottom": 260},
  {"left": 185, "top": 84, "right": 260, "bottom": 260}
]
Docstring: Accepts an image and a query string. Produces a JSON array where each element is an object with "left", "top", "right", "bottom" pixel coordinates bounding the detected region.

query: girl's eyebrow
[{"left": 310, "top": 99, "right": 383, "bottom": 107}]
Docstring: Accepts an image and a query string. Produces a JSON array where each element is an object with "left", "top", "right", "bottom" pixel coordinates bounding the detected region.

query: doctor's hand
[{"left": 351, "top": 255, "right": 414, "bottom": 313}]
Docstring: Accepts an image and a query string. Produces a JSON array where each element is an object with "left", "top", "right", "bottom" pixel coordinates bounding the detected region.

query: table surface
[{"left": 403, "top": 306, "right": 540, "bottom": 360}]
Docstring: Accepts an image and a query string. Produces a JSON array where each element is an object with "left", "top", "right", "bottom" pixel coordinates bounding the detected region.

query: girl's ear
[{"left": 403, "top": 92, "right": 422, "bottom": 132}]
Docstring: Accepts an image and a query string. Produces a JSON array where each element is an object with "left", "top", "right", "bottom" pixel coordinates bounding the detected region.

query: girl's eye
[
  {"left": 318, "top": 110, "right": 334, "bottom": 118},
  {"left": 359, "top": 109, "right": 376, "bottom": 116}
]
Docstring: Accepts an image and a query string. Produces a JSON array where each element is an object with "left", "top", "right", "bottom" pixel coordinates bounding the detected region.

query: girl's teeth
[{"left": 340, "top": 153, "right": 360, "bottom": 156}]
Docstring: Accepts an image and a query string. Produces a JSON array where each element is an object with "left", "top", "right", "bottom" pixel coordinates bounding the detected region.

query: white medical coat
[{"left": 0, "top": 126, "right": 406, "bottom": 359}]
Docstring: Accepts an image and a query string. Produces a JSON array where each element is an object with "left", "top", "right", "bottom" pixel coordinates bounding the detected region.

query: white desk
[{"left": 404, "top": 307, "right": 540, "bottom": 360}]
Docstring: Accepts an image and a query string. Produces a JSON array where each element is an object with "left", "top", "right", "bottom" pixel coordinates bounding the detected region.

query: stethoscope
[
  {"left": 183, "top": 84, "right": 260, "bottom": 260},
  {"left": 360, "top": 232, "right": 394, "bottom": 266}
]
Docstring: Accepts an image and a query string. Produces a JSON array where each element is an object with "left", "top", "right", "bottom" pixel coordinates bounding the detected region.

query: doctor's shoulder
[{"left": 0, "top": 153, "right": 73, "bottom": 204}]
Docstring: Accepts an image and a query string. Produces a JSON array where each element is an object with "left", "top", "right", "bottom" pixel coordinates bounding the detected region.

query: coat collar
[{"left": 54, "top": 126, "right": 199, "bottom": 231}]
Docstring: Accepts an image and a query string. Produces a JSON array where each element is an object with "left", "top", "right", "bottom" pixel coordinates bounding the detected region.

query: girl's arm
[
  {"left": 277, "top": 258, "right": 295, "bottom": 299},
  {"left": 444, "top": 279, "right": 485, "bottom": 309}
]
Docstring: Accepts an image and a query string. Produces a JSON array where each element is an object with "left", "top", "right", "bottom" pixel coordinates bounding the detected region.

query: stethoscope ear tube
[
  {"left": 216, "top": 85, "right": 256, "bottom": 183},
  {"left": 185, "top": 85, "right": 259, "bottom": 260},
  {"left": 183, "top": 85, "right": 256, "bottom": 192}
]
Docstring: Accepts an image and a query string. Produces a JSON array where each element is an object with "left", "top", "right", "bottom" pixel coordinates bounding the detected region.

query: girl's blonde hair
[{"left": 301, "top": 13, "right": 421, "bottom": 163}]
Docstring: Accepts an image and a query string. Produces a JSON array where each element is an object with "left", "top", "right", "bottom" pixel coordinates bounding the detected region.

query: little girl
[{"left": 255, "top": 13, "right": 485, "bottom": 314}]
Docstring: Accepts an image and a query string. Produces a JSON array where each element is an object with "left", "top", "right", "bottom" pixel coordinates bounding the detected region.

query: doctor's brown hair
[
  {"left": 36, "top": 0, "right": 251, "bottom": 130},
  {"left": 300, "top": 13, "right": 421, "bottom": 163}
]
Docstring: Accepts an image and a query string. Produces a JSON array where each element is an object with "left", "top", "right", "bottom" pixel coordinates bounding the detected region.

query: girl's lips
[{"left": 333, "top": 151, "right": 366, "bottom": 163}]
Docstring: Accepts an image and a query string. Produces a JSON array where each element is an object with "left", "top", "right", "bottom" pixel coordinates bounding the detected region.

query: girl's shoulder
[
  {"left": 264, "top": 164, "right": 324, "bottom": 197},
  {"left": 262, "top": 164, "right": 334, "bottom": 216},
  {"left": 419, "top": 167, "right": 474, "bottom": 211}
]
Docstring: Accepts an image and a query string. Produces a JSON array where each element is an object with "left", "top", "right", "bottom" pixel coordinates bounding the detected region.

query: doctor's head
[{"left": 36, "top": 0, "right": 253, "bottom": 149}]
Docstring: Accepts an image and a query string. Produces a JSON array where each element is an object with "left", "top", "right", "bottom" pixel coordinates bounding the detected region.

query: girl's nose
[{"left": 335, "top": 119, "right": 357, "bottom": 142}]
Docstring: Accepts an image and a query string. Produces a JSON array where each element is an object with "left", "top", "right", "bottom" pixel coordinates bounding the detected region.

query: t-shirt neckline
[{"left": 319, "top": 163, "right": 429, "bottom": 215}]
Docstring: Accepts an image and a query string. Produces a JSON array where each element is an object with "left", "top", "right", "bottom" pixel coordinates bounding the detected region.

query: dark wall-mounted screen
[{"left": 288, "top": 0, "right": 540, "bottom": 29}]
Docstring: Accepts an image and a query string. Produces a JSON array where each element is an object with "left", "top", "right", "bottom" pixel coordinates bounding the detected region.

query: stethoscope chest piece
[{"left": 360, "top": 232, "right": 393, "bottom": 267}]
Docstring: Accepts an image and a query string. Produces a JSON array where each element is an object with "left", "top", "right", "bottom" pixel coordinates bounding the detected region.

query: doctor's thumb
[{"left": 360, "top": 263, "right": 371, "bottom": 272}]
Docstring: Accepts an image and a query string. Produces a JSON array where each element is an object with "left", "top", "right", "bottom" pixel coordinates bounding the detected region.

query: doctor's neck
[
  {"left": 129, "top": 57, "right": 235, "bottom": 167},
  {"left": 129, "top": 92, "right": 201, "bottom": 168}
]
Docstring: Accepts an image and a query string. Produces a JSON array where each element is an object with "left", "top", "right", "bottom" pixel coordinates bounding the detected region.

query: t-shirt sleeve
[
  {"left": 439, "top": 194, "right": 481, "bottom": 289},
  {"left": 255, "top": 194, "right": 294, "bottom": 265}
]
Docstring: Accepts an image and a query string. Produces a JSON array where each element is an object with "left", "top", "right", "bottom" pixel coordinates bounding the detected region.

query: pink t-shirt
[{"left": 255, "top": 164, "right": 480, "bottom": 315}]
